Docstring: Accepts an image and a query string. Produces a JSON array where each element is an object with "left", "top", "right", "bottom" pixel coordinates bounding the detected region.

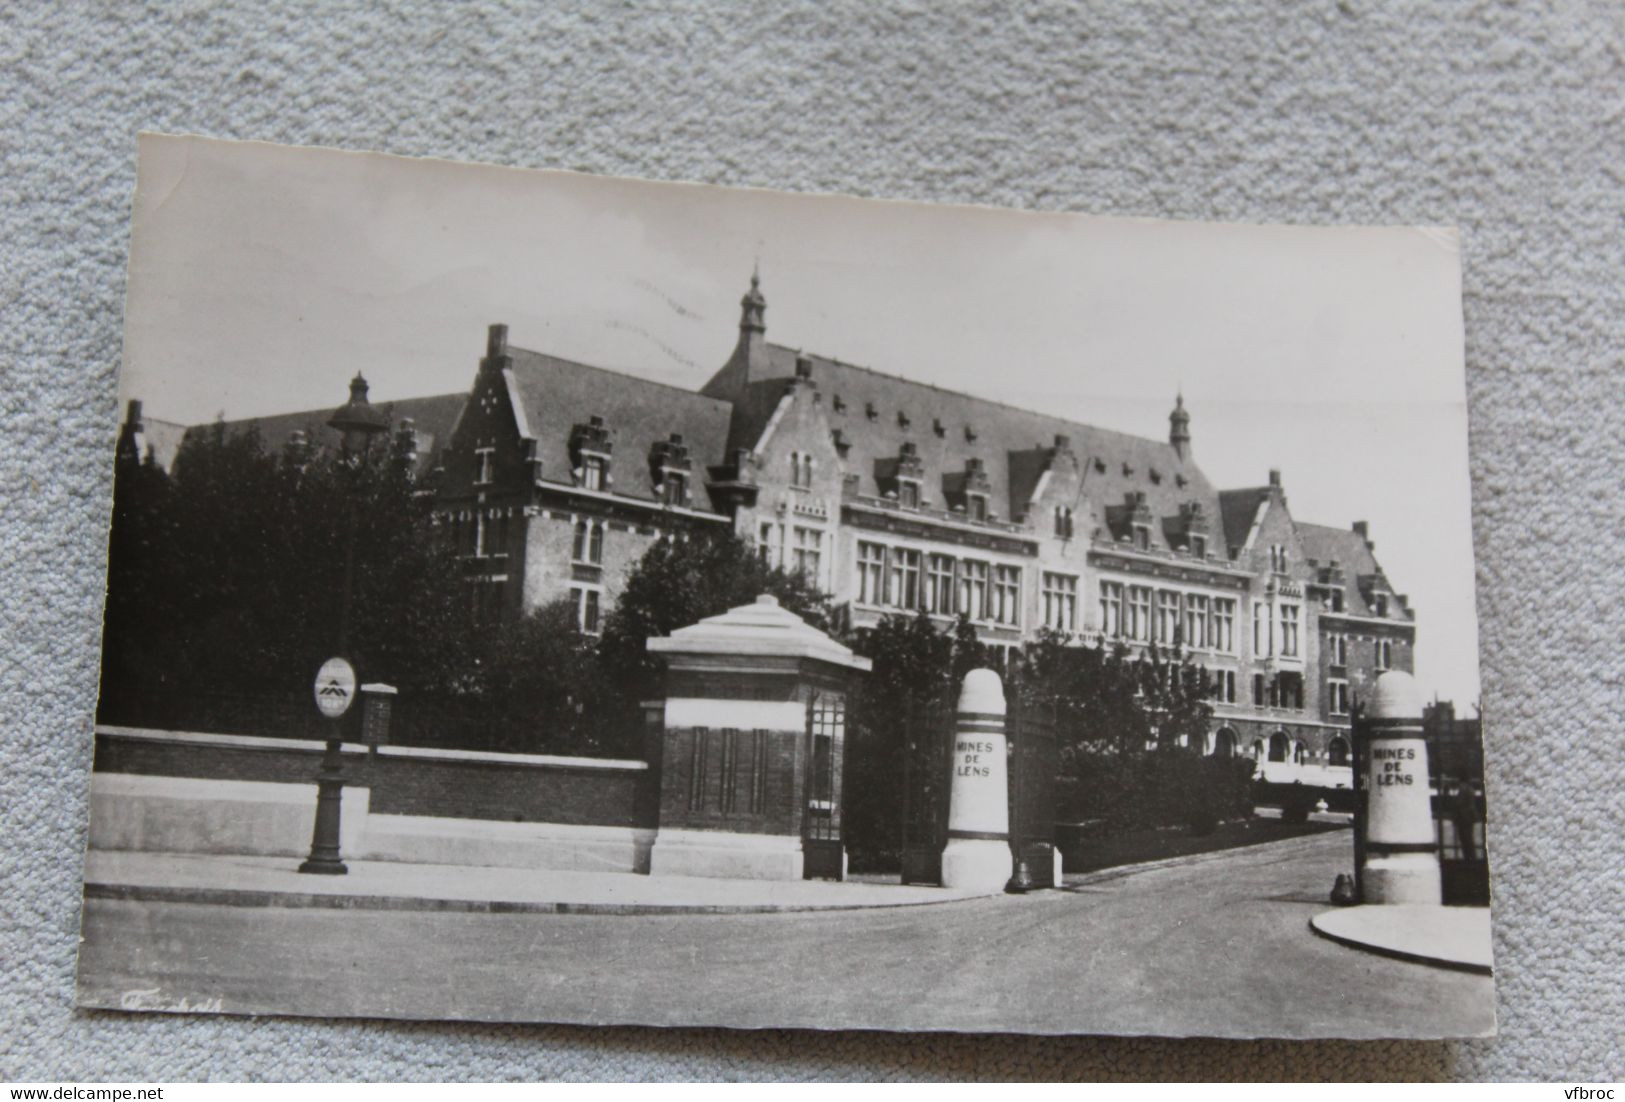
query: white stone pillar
[
  {"left": 941, "top": 668, "right": 1013, "bottom": 891},
  {"left": 1361, "top": 670, "right": 1442, "bottom": 905}
]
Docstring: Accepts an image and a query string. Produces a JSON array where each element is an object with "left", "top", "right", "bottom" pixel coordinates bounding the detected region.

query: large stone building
[{"left": 116, "top": 274, "right": 1416, "bottom": 776}]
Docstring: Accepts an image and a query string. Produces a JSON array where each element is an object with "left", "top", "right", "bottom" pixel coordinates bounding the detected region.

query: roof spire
[
  {"left": 739, "top": 266, "right": 766, "bottom": 334},
  {"left": 1169, "top": 391, "right": 1191, "bottom": 460}
]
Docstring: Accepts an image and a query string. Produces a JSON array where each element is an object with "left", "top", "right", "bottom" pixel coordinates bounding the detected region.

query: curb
[
  {"left": 1307, "top": 913, "right": 1494, "bottom": 976},
  {"left": 1061, "top": 829, "right": 1347, "bottom": 888},
  {"left": 83, "top": 880, "right": 996, "bottom": 917}
]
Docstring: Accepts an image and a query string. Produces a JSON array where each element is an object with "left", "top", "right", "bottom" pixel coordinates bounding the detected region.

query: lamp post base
[
  {"left": 299, "top": 739, "right": 349, "bottom": 876},
  {"left": 297, "top": 856, "right": 349, "bottom": 875}
]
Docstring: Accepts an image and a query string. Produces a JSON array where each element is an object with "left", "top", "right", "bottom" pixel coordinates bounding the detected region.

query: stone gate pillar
[
  {"left": 941, "top": 668, "right": 1013, "bottom": 891},
  {"left": 645, "top": 595, "right": 871, "bottom": 881},
  {"left": 1360, "top": 670, "right": 1442, "bottom": 904}
]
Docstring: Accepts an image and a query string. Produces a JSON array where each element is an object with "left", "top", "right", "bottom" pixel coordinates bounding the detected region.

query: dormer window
[
  {"left": 933, "top": 418, "right": 946, "bottom": 437},
  {"left": 1190, "top": 534, "right": 1206, "bottom": 558},
  {"left": 965, "top": 424, "right": 978, "bottom": 443},
  {"left": 474, "top": 444, "right": 495, "bottom": 486},
  {"left": 662, "top": 471, "right": 688, "bottom": 506},
  {"left": 890, "top": 441, "right": 924, "bottom": 507},
  {"left": 581, "top": 454, "right": 606, "bottom": 491},
  {"left": 865, "top": 402, "right": 878, "bottom": 422},
  {"left": 1374, "top": 593, "right": 1388, "bottom": 617},
  {"left": 569, "top": 415, "right": 613, "bottom": 492},
  {"left": 897, "top": 410, "right": 910, "bottom": 429},
  {"left": 968, "top": 494, "right": 988, "bottom": 522},
  {"left": 1330, "top": 589, "right": 1345, "bottom": 612},
  {"left": 833, "top": 395, "right": 846, "bottom": 413},
  {"left": 1094, "top": 458, "right": 1107, "bottom": 474},
  {"left": 1133, "top": 523, "right": 1152, "bottom": 551}
]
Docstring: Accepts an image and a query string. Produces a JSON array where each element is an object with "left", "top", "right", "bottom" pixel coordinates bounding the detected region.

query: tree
[
  {"left": 598, "top": 530, "right": 835, "bottom": 704},
  {"left": 98, "top": 451, "right": 183, "bottom": 723},
  {"left": 452, "top": 599, "right": 614, "bottom": 754},
  {"left": 97, "top": 421, "right": 476, "bottom": 733},
  {"left": 843, "top": 611, "right": 988, "bottom": 868},
  {"left": 1016, "top": 632, "right": 1245, "bottom": 836}
]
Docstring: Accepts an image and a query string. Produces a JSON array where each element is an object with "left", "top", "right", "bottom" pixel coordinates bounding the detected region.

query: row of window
[
  {"left": 1325, "top": 632, "right": 1394, "bottom": 671},
  {"left": 1252, "top": 600, "right": 1302, "bottom": 658},
  {"left": 854, "top": 542, "right": 1032, "bottom": 627},
  {"left": 455, "top": 511, "right": 514, "bottom": 559},
  {"left": 1099, "top": 583, "right": 1240, "bottom": 652},
  {"left": 758, "top": 523, "right": 824, "bottom": 581}
]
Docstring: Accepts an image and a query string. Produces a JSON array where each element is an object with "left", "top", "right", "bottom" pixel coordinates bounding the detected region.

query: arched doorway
[
  {"left": 1268, "top": 731, "right": 1290, "bottom": 762},
  {"left": 1293, "top": 739, "right": 1308, "bottom": 765},
  {"left": 1327, "top": 736, "right": 1351, "bottom": 767},
  {"left": 1212, "top": 727, "right": 1238, "bottom": 758},
  {"left": 1252, "top": 739, "right": 1265, "bottom": 762}
]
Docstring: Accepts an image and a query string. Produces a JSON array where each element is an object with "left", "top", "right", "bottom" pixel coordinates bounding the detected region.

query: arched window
[
  {"left": 1252, "top": 740, "right": 1265, "bottom": 761},
  {"left": 1212, "top": 727, "right": 1237, "bottom": 758},
  {"left": 1327, "top": 736, "right": 1351, "bottom": 767},
  {"left": 1293, "top": 739, "right": 1308, "bottom": 765},
  {"left": 1268, "top": 732, "right": 1290, "bottom": 762}
]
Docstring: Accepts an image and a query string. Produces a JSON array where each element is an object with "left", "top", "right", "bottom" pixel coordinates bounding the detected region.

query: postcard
[{"left": 78, "top": 134, "right": 1492, "bottom": 1037}]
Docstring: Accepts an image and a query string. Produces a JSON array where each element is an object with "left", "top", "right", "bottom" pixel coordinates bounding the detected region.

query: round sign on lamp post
[{"left": 314, "top": 656, "right": 357, "bottom": 719}]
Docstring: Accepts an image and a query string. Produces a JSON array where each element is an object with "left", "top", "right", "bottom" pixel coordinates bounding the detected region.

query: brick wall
[{"left": 94, "top": 730, "right": 655, "bottom": 828}]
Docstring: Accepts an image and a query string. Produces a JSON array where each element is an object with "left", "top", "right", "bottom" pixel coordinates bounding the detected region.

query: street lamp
[{"left": 299, "top": 372, "right": 389, "bottom": 876}]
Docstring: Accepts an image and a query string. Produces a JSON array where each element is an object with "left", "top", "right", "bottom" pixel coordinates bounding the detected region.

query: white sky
[{"left": 123, "top": 134, "right": 1481, "bottom": 706}]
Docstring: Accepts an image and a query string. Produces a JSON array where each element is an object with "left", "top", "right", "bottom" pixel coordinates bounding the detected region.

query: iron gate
[
  {"left": 899, "top": 698, "right": 952, "bottom": 884},
  {"left": 1007, "top": 693, "right": 1059, "bottom": 889},
  {"left": 802, "top": 691, "right": 847, "bottom": 880}
]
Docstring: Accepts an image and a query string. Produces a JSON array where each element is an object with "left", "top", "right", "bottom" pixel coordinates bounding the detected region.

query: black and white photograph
[{"left": 76, "top": 132, "right": 1493, "bottom": 1039}]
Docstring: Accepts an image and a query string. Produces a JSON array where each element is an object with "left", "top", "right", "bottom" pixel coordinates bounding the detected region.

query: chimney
[
  {"left": 1054, "top": 433, "right": 1072, "bottom": 452},
  {"left": 481, "top": 323, "right": 512, "bottom": 374},
  {"left": 1268, "top": 468, "right": 1281, "bottom": 487},
  {"left": 794, "top": 353, "right": 812, "bottom": 381},
  {"left": 126, "top": 399, "right": 144, "bottom": 430},
  {"left": 1353, "top": 520, "right": 1369, "bottom": 541}
]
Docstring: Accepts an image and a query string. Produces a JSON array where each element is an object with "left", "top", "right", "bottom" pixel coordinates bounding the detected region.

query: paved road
[{"left": 76, "top": 832, "right": 1495, "bottom": 1038}]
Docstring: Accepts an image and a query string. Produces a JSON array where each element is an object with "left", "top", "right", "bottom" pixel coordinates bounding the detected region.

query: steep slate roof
[
  {"left": 183, "top": 393, "right": 468, "bottom": 476},
  {"left": 506, "top": 347, "right": 734, "bottom": 504},
  {"left": 735, "top": 343, "right": 1221, "bottom": 549},
  {"left": 1218, "top": 488, "right": 1270, "bottom": 555}
]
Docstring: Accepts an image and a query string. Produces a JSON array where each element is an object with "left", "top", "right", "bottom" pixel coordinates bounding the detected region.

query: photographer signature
[{"left": 119, "top": 987, "right": 224, "bottom": 1014}]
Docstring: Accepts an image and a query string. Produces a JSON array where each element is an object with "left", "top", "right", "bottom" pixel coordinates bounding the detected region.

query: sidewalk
[
  {"left": 82, "top": 849, "right": 994, "bottom": 916},
  {"left": 1310, "top": 903, "right": 1494, "bottom": 975}
]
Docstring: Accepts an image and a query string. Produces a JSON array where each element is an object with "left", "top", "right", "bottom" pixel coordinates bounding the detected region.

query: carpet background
[{"left": 3, "top": 0, "right": 1621, "bottom": 1082}]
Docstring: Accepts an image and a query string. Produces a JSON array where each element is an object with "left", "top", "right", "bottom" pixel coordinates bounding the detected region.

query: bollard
[
  {"left": 1360, "top": 670, "right": 1442, "bottom": 904},
  {"left": 941, "top": 668, "right": 1014, "bottom": 891}
]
